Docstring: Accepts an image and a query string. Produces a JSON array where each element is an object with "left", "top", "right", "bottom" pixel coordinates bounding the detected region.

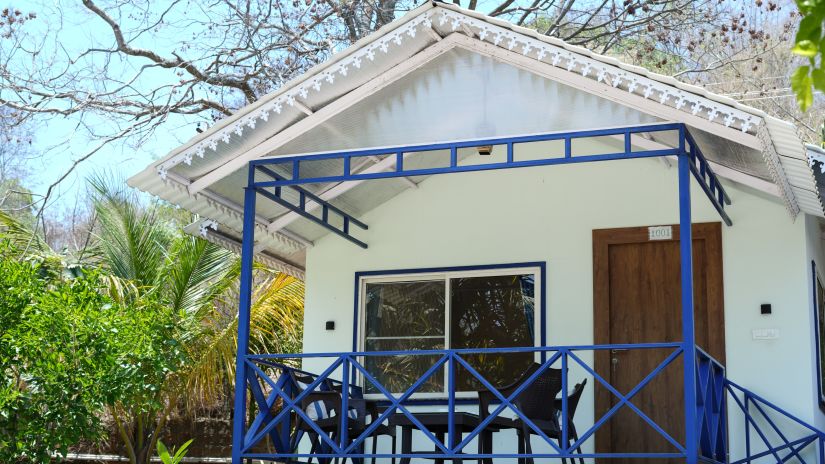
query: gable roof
[{"left": 128, "top": 1, "right": 824, "bottom": 276}]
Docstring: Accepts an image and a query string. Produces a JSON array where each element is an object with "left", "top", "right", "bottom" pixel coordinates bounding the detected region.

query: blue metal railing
[
  {"left": 695, "top": 348, "right": 825, "bottom": 464},
  {"left": 232, "top": 124, "right": 737, "bottom": 464},
  {"left": 696, "top": 348, "right": 728, "bottom": 463},
  {"left": 724, "top": 380, "right": 825, "bottom": 464},
  {"left": 239, "top": 343, "right": 689, "bottom": 462},
  {"left": 238, "top": 345, "right": 825, "bottom": 463}
]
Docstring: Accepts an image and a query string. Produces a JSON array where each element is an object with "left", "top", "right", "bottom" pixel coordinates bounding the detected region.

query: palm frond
[
  {"left": 180, "top": 270, "right": 305, "bottom": 409},
  {"left": 89, "top": 174, "right": 170, "bottom": 287},
  {"left": 0, "top": 210, "right": 55, "bottom": 257},
  {"left": 162, "top": 235, "right": 237, "bottom": 315},
  {"left": 98, "top": 273, "right": 141, "bottom": 305}
]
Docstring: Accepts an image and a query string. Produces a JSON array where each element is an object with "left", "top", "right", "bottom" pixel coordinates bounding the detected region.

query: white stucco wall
[
  {"left": 301, "top": 149, "right": 821, "bottom": 457},
  {"left": 806, "top": 214, "right": 825, "bottom": 433}
]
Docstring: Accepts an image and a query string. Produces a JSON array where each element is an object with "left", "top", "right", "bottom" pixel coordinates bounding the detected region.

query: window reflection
[
  {"left": 451, "top": 275, "right": 535, "bottom": 390},
  {"left": 364, "top": 281, "right": 445, "bottom": 393},
  {"left": 362, "top": 271, "right": 537, "bottom": 395}
]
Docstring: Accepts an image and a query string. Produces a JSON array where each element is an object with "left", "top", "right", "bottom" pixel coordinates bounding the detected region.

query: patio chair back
[
  {"left": 565, "top": 378, "right": 587, "bottom": 421},
  {"left": 478, "top": 362, "right": 564, "bottom": 422},
  {"left": 513, "top": 365, "right": 563, "bottom": 422},
  {"left": 290, "top": 370, "right": 335, "bottom": 420}
]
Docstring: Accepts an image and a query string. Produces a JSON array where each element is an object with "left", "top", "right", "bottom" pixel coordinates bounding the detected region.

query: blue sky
[
  {"left": 13, "top": 0, "right": 424, "bottom": 210},
  {"left": 15, "top": 1, "right": 213, "bottom": 209}
]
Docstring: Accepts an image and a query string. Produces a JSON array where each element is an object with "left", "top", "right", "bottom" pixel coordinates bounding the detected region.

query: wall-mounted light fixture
[{"left": 477, "top": 145, "right": 493, "bottom": 156}]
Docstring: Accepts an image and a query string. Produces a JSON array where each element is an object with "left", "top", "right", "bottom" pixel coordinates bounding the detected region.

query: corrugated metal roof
[{"left": 128, "top": 1, "right": 825, "bottom": 272}]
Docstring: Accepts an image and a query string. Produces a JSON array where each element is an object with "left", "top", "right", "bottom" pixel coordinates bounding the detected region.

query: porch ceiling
[{"left": 127, "top": 1, "right": 824, "bottom": 275}]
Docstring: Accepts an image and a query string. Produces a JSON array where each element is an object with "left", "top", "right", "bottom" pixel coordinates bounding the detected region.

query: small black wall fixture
[
  {"left": 325, "top": 321, "right": 335, "bottom": 331},
  {"left": 761, "top": 304, "right": 772, "bottom": 315}
]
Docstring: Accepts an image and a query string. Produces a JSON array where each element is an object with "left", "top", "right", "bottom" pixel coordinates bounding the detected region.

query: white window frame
[{"left": 357, "top": 265, "right": 543, "bottom": 399}]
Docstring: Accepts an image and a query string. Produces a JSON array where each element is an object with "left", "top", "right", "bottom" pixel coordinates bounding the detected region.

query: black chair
[
  {"left": 554, "top": 379, "right": 587, "bottom": 464},
  {"left": 477, "top": 362, "right": 568, "bottom": 464},
  {"left": 331, "top": 383, "right": 397, "bottom": 464},
  {"left": 289, "top": 371, "right": 336, "bottom": 464},
  {"left": 291, "top": 370, "right": 396, "bottom": 464}
]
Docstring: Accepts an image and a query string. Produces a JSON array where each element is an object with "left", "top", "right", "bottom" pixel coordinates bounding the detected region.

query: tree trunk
[{"left": 111, "top": 400, "right": 175, "bottom": 464}]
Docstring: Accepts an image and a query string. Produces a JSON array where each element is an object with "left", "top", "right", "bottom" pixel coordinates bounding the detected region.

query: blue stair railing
[
  {"left": 697, "top": 348, "right": 825, "bottom": 464},
  {"left": 726, "top": 381, "right": 825, "bottom": 464},
  {"left": 696, "top": 348, "right": 728, "bottom": 463}
]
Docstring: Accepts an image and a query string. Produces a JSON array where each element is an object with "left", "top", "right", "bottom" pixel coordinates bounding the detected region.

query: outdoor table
[{"left": 388, "top": 411, "right": 500, "bottom": 464}]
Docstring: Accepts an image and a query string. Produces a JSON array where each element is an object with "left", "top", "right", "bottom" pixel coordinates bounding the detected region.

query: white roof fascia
[
  {"left": 186, "top": 31, "right": 461, "bottom": 195},
  {"left": 141, "top": 4, "right": 767, "bottom": 183},
  {"left": 164, "top": 169, "right": 313, "bottom": 250},
  {"left": 449, "top": 34, "right": 760, "bottom": 149}
]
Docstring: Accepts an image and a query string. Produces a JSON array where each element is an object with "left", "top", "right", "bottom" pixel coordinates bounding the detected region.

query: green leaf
[
  {"left": 173, "top": 439, "right": 194, "bottom": 462},
  {"left": 797, "top": 13, "right": 824, "bottom": 44},
  {"left": 797, "top": 0, "right": 814, "bottom": 15},
  {"left": 813, "top": 68, "right": 825, "bottom": 92},
  {"left": 157, "top": 440, "right": 171, "bottom": 464},
  {"left": 793, "top": 39, "right": 820, "bottom": 57},
  {"left": 792, "top": 66, "right": 815, "bottom": 111}
]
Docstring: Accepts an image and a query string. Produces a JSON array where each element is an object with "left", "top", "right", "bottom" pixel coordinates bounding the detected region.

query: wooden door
[{"left": 593, "top": 223, "right": 724, "bottom": 464}]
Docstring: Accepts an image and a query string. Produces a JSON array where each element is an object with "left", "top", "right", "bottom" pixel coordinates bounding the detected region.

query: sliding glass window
[{"left": 359, "top": 266, "right": 541, "bottom": 396}]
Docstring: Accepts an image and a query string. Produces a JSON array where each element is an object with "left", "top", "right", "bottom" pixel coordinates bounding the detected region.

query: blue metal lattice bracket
[
  {"left": 255, "top": 165, "right": 368, "bottom": 248},
  {"left": 250, "top": 123, "right": 732, "bottom": 249}
]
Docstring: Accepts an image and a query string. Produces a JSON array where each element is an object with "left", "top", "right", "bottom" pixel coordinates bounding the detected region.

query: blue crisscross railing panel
[
  {"left": 725, "top": 380, "right": 825, "bottom": 464},
  {"left": 696, "top": 348, "right": 728, "bottom": 463},
  {"left": 239, "top": 345, "right": 825, "bottom": 463},
  {"left": 239, "top": 343, "right": 690, "bottom": 461}
]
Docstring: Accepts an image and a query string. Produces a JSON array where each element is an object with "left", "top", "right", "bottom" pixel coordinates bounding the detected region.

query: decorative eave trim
[
  {"left": 155, "top": 12, "right": 435, "bottom": 179},
  {"left": 199, "top": 219, "right": 219, "bottom": 237},
  {"left": 436, "top": 9, "right": 759, "bottom": 132},
  {"left": 809, "top": 144, "right": 825, "bottom": 173},
  {"left": 155, "top": 7, "right": 762, "bottom": 181},
  {"left": 756, "top": 122, "right": 800, "bottom": 218},
  {"left": 197, "top": 226, "right": 306, "bottom": 280},
  {"left": 159, "top": 174, "right": 308, "bottom": 252}
]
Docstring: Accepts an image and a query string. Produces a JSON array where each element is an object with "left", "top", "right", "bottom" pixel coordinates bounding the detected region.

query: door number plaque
[{"left": 648, "top": 225, "right": 673, "bottom": 241}]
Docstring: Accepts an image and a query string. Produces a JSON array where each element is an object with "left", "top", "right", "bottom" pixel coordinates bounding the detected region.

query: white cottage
[{"left": 129, "top": 3, "right": 825, "bottom": 463}]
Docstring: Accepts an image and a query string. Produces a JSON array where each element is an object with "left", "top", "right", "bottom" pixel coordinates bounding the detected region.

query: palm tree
[
  {"left": 0, "top": 177, "right": 304, "bottom": 464},
  {"left": 88, "top": 177, "right": 304, "bottom": 464}
]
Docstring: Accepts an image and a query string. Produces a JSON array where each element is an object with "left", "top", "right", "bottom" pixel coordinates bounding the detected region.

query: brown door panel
[{"left": 592, "top": 223, "right": 724, "bottom": 464}]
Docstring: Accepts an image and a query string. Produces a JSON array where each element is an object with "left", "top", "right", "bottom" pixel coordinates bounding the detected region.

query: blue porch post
[
  {"left": 679, "top": 127, "right": 699, "bottom": 464},
  {"left": 232, "top": 168, "right": 257, "bottom": 464}
]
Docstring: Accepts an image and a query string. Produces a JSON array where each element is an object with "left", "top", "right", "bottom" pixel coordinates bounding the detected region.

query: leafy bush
[
  {"left": 0, "top": 244, "right": 183, "bottom": 463},
  {"left": 0, "top": 177, "right": 305, "bottom": 464}
]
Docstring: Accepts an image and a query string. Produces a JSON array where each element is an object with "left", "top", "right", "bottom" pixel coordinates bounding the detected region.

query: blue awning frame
[{"left": 246, "top": 123, "right": 731, "bottom": 249}]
